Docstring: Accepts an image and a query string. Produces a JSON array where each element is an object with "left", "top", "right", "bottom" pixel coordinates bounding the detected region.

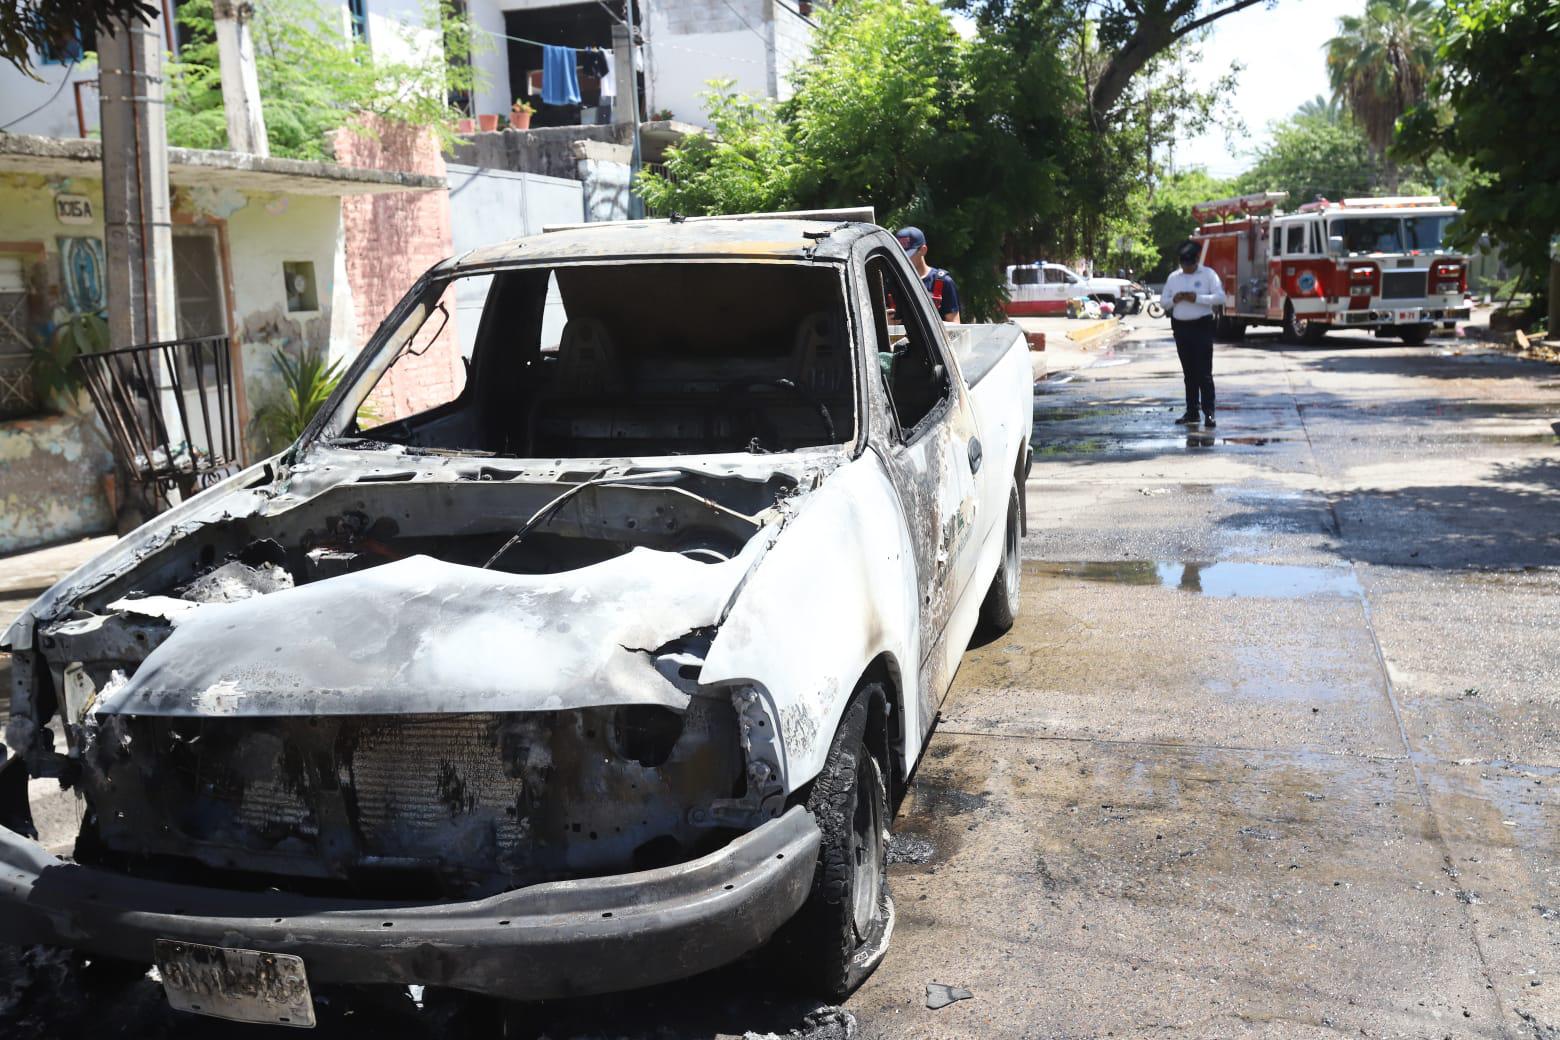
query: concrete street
[{"left": 2, "top": 319, "right": 1556, "bottom": 1038}]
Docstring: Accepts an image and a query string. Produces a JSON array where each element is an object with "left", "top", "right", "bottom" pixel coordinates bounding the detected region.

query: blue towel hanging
[{"left": 542, "top": 45, "right": 581, "bottom": 106}]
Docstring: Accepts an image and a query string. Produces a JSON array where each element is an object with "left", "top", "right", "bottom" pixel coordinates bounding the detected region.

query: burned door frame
[
  {"left": 170, "top": 215, "right": 249, "bottom": 461},
  {"left": 853, "top": 239, "right": 982, "bottom": 735}
]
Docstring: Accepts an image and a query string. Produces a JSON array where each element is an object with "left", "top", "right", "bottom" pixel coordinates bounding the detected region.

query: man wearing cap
[
  {"left": 1160, "top": 240, "right": 1226, "bottom": 428},
  {"left": 896, "top": 226, "right": 961, "bottom": 323}
]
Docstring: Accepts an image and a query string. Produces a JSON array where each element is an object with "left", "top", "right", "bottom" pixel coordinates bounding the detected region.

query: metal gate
[{"left": 75, "top": 334, "right": 241, "bottom": 509}]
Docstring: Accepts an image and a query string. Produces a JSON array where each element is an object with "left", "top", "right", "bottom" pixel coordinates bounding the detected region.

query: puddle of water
[
  {"left": 1032, "top": 405, "right": 1142, "bottom": 422},
  {"left": 1031, "top": 433, "right": 1290, "bottom": 455},
  {"left": 1033, "top": 560, "right": 1363, "bottom": 599}
]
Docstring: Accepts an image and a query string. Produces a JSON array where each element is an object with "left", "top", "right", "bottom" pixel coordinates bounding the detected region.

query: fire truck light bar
[{"left": 1339, "top": 195, "right": 1444, "bottom": 208}]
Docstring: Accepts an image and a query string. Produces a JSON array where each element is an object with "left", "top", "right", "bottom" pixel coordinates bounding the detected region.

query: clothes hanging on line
[
  {"left": 542, "top": 45, "right": 581, "bottom": 106},
  {"left": 599, "top": 51, "right": 616, "bottom": 98},
  {"left": 580, "top": 48, "right": 608, "bottom": 79}
]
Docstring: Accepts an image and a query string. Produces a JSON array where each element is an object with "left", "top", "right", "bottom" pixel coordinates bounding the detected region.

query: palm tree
[
  {"left": 1325, "top": 0, "right": 1438, "bottom": 182},
  {"left": 1296, "top": 94, "right": 1342, "bottom": 125}
]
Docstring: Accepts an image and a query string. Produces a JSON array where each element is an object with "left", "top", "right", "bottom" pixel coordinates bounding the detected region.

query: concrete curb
[{"left": 1065, "top": 318, "right": 1120, "bottom": 350}]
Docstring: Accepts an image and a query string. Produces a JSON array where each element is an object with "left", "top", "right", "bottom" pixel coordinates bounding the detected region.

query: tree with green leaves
[
  {"left": 1398, "top": 0, "right": 1560, "bottom": 324},
  {"left": 643, "top": 0, "right": 1085, "bottom": 318},
  {"left": 1295, "top": 94, "right": 1342, "bottom": 125},
  {"left": 642, "top": 0, "right": 1247, "bottom": 316},
  {"left": 1325, "top": 0, "right": 1438, "bottom": 181},
  {"left": 1237, "top": 108, "right": 1380, "bottom": 207},
  {"left": 166, "top": 0, "right": 482, "bottom": 160},
  {"left": 1144, "top": 168, "right": 1233, "bottom": 280}
]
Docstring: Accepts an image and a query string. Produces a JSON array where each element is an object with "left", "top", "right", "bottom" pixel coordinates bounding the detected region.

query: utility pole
[
  {"left": 612, "top": 2, "right": 645, "bottom": 219},
  {"left": 99, "top": 8, "right": 177, "bottom": 350},
  {"left": 212, "top": 0, "right": 270, "bottom": 156}
]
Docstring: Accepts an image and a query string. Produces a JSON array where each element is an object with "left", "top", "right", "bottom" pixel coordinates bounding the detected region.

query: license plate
[
  {"left": 1395, "top": 309, "right": 1420, "bottom": 322},
  {"left": 155, "top": 939, "right": 315, "bottom": 1028}
]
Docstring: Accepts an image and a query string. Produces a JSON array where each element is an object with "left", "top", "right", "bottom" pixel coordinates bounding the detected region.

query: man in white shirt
[{"left": 1159, "top": 241, "right": 1226, "bottom": 428}]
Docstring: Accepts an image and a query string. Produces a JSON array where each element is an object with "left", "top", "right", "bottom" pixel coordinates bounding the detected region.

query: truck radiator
[
  {"left": 1381, "top": 271, "right": 1427, "bottom": 300},
  {"left": 79, "top": 704, "right": 744, "bottom": 898}
]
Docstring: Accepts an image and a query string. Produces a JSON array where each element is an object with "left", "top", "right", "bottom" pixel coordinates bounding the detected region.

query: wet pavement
[{"left": 4, "top": 322, "right": 1558, "bottom": 1038}]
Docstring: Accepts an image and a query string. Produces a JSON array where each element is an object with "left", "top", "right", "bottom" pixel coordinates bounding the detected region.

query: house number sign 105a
[{"left": 54, "top": 194, "right": 94, "bottom": 225}]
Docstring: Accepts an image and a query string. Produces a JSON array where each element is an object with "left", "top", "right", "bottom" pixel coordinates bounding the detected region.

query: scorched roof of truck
[{"left": 445, "top": 215, "right": 874, "bottom": 269}]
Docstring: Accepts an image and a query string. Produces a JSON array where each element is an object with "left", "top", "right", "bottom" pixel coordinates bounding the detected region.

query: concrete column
[
  {"left": 611, "top": 23, "right": 636, "bottom": 125},
  {"left": 212, "top": 0, "right": 270, "bottom": 157},
  {"left": 98, "top": 10, "right": 178, "bottom": 348}
]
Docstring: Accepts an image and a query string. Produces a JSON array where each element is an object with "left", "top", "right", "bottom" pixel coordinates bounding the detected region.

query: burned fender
[{"left": 701, "top": 453, "right": 920, "bottom": 791}]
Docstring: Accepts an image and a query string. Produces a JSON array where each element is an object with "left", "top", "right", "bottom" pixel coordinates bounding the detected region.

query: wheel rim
[{"left": 849, "top": 755, "right": 885, "bottom": 939}]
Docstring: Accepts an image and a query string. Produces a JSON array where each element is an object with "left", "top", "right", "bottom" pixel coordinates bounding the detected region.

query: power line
[{"left": 0, "top": 61, "right": 78, "bottom": 132}]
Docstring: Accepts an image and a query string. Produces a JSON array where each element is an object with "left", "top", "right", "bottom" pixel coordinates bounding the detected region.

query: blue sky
[{"left": 1174, "top": 0, "right": 1363, "bottom": 178}]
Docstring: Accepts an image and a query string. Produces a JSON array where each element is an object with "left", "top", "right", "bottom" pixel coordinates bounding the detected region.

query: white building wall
[
  {"left": 643, "top": 0, "right": 773, "bottom": 125},
  {"left": 466, "top": 0, "right": 516, "bottom": 118},
  {"left": 446, "top": 164, "right": 582, "bottom": 356},
  {"left": 0, "top": 52, "right": 93, "bottom": 139},
  {"left": 766, "top": 0, "right": 811, "bottom": 101}
]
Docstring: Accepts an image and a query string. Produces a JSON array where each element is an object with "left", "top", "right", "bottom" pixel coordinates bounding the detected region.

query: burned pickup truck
[{"left": 0, "top": 214, "right": 1033, "bottom": 1023}]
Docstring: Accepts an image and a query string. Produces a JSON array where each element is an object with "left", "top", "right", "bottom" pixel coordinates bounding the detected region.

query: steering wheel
[{"left": 729, "top": 379, "right": 836, "bottom": 448}]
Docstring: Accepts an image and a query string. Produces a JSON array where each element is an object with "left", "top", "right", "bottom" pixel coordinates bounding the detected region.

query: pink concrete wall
[{"left": 333, "top": 116, "right": 461, "bottom": 422}]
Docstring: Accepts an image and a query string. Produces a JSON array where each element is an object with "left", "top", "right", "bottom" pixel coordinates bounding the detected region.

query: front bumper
[
  {"left": 0, "top": 806, "right": 820, "bottom": 999},
  {"left": 1335, "top": 306, "right": 1471, "bottom": 325}
]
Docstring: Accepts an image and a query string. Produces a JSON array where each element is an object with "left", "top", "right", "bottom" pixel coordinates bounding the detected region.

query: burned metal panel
[
  {"left": 448, "top": 218, "right": 872, "bottom": 271},
  {"left": 97, "top": 539, "right": 775, "bottom": 718},
  {"left": 701, "top": 454, "right": 921, "bottom": 788}
]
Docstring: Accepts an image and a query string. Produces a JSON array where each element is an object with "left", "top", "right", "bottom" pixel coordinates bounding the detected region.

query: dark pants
[{"left": 1171, "top": 315, "right": 1216, "bottom": 416}]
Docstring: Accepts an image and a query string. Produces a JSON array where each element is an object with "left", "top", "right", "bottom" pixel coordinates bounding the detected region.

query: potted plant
[
  {"left": 477, "top": 113, "right": 500, "bottom": 132},
  {"left": 456, "top": 116, "right": 475, "bottom": 133},
  {"left": 649, "top": 107, "right": 675, "bottom": 122},
  {"left": 511, "top": 98, "right": 534, "bottom": 130}
]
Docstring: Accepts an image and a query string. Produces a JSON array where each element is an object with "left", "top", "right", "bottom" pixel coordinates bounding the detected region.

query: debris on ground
[
  {"left": 743, "top": 1006, "right": 858, "bottom": 1039},
  {"left": 925, "top": 983, "right": 974, "bottom": 1010},
  {"left": 886, "top": 834, "right": 936, "bottom": 865}
]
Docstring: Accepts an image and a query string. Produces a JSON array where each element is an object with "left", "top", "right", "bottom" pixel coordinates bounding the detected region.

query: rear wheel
[
  {"left": 1214, "top": 314, "right": 1248, "bottom": 342},
  {"left": 979, "top": 478, "right": 1022, "bottom": 633},
  {"left": 1398, "top": 324, "right": 1432, "bottom": 345},
  {"left": 777, "top": 689, "right": 893, "bottom": 998}
]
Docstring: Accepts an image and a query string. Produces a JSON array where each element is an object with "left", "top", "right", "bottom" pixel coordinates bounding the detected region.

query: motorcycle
[{"left": 1145, "top": 296, "right": 1165, "bottom": 319}]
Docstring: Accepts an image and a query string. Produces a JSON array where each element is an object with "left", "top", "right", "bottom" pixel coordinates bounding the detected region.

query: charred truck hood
[{"left": 3, "top": 447, "right": 841, "bottom": 899}]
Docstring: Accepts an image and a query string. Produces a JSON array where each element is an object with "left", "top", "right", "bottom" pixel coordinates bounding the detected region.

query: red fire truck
[{"left": 1188, "top": 192, "right": 1471, "bottom": 344}]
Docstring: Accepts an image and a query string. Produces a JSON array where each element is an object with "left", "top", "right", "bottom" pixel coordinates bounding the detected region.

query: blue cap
[{"left": 896, "top": 226, "right": 926, "bottom": 254}]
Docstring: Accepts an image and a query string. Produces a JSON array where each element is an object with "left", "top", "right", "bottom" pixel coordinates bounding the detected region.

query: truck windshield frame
[{"left": 309, "top": 258, "right": 862, "bottom": 460}]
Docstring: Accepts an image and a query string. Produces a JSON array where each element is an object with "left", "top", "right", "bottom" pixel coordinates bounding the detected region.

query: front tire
[
  {"left": 1284, "top": 302, "right": 1328, "bottom": 345},
  {"left": 1398, "top": 324, "right": 1432, "bottom": 345},
  {"left": 778, "top": 690, "right": 893, "bottom": 999}
]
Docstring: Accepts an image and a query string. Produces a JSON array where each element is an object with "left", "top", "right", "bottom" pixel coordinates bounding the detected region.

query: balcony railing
[{"left": 75, "top": 334, "right": 242, "bottom": 510}]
